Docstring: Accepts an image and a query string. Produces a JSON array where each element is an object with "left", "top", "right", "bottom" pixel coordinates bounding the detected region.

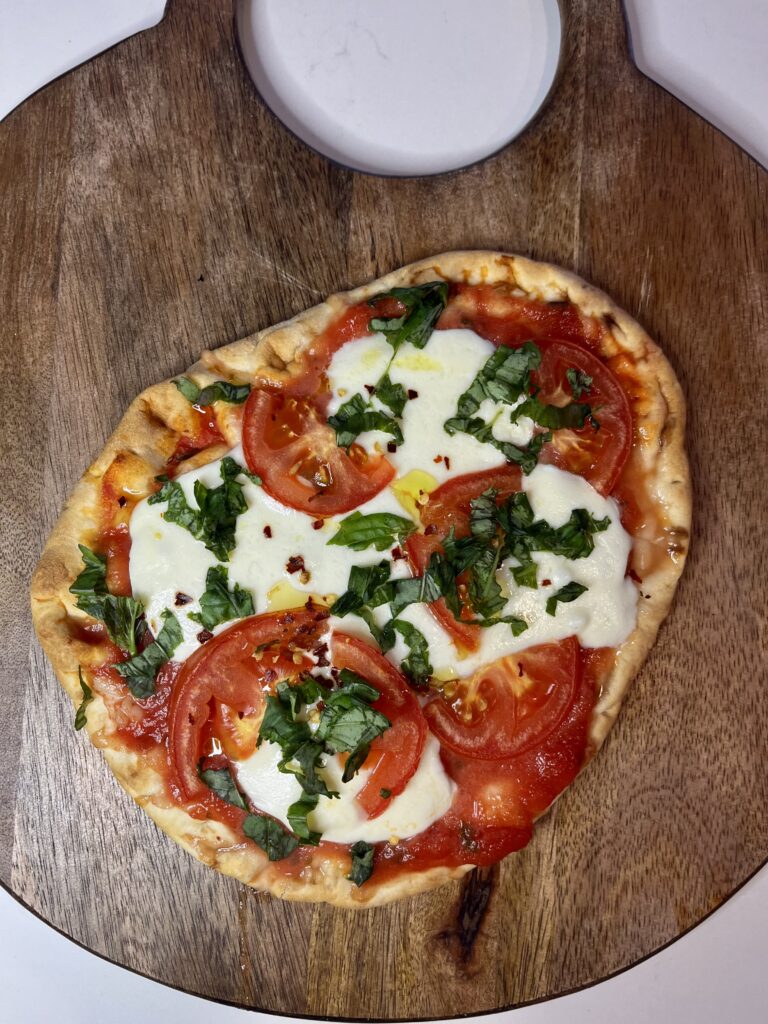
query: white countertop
[{"left": 2, "top": 1, "right": 766, "bottom": 1021}]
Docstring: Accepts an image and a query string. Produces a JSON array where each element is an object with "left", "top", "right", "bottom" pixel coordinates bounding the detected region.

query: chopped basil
[
  {"left": 257, "top": 673, "right": 390, "bottom": 841},
  {"left": 173, "top": 376, "right": 251, "bottom": 406},
  {"left": 374, "top": 373, "right": 407, "bottom": 417},
  {"left": 389, "top": 620, "right": 432, "bottom": 687},
  {"left": 148, "top": 457, "right": 251, "bottom": 562},
  {"left": 200, "top": 766, "right": 247, "bottom": 810},
  {"left": 443, "top": 343, "right": 598, "bottom": 473},
  {"left": 368, "top": 281, "right": 449, "bottom": 352},
  {"left": 74, "top": 667, "right": 93, "bottom": 732},
  {"left": 546, "top": 581, "right": 588, "bottom": 616},
  {"left": 70, "top": 545, "right": 146, "bottom": 656},
  {"left": 189, "top": 565, "right": 255, "bottom": 631},
  {"left": 327, "top": 392, "right": 403, "bottom": 451},
  {"left": 243, "top": 814, "right": 299, "bottom": 861},
  {"left": 348, "top": 840, "right": 375, "bottom": 886},
  {"left": 113, "top": 610, "right": 182, "bottom": 698},
  {"left": 328, "top": 511, "right": 416, "bottom": 552},
  {"left": 566, "top": 367, "right": 593, "bottom": 399},
  {"left": 330, "top": 561, "right": 391, "bottom": 618}
]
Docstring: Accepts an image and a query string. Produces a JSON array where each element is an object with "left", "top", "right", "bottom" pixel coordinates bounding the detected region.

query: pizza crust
[{"left": 31, "top": 252, "right": 690, "bottom": 908}]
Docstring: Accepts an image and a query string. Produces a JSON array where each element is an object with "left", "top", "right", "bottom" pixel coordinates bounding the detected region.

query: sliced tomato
[
  {"left": 208, "top": 700, "right": 262, "bottom": 761},
  {"left": 242, "top": 389, "right": 394, "bottom": 516},
  {"left": 406, "top": 465, "right": 522, "bottom": 653},
  {"left": 439, "top": 284, "right": 597, "bottom": 347},
  {"left": 534, "top": 340, "right": 632, "bottom": 494},
  {"left": 168, "top": 608, "right": 327, "bottom": 801},
  {"left": 332, "top": 633, "right": 427, "bottom": 819},
  {"left": 424, "top": 637, "right": 580, "bottom": 760}
]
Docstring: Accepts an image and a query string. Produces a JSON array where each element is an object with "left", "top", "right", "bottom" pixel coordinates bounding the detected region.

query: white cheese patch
[
  {"left": 326, "top": 328, "right": 510, "bottom": 482},
  {"left": 235, "top": 733, "right": 454, "bottom": 845}
]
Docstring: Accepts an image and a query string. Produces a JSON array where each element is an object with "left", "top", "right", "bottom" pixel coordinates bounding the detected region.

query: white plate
[{"left": 235, "top": 0, "right": 562, "bottom": 176}]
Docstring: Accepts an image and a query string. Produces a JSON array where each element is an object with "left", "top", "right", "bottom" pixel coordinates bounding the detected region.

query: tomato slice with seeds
[
  {"left": 242, "top": 389, "right": 394, "bottom": 516},
  {"left": 331, "top": 633, "right": 427, "bottom": 820},
  {"left": 168, "top": 608, "right": 327, "bottom": 800},
  {"left": 424, "top": 637, "right": 580, "bottom": 760},
  {"left": 534, "top": 340, "right": 632, "bottom": 495},
  {"left": 406, "top": 465, "right": 522, "bottom": 653}
]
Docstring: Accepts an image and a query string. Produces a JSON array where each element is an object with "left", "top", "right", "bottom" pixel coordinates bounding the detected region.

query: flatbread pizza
[{"left": 31, "top": 251, "right": 690, "bottom": 907}]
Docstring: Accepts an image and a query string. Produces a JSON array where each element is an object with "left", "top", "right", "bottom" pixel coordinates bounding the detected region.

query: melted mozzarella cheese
[
  {"left": 235, "top": 733, "right": 454, "bottom": 844},
  {"left": 129, "top": 447, "right": 415, "bottom": 661}
]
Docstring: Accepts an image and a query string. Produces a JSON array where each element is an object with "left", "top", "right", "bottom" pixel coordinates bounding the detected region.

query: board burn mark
[{"left": 435, "top": 866, "right": 498, "bottom": 974}]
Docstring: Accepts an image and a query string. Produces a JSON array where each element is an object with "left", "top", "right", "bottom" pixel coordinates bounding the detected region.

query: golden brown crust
[{"left": 31, "top": 251, "right": 690, "bottom": 908}]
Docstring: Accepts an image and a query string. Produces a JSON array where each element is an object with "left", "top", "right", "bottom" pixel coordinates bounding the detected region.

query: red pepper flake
[
  {"left": 312, "top": 519, "right": 323, "bottom": 531},
  {"left": 175, "top": 592, "right": 193, "bottom": 606},
  {"left": 425, "top": 524, "right": 437, "bottom": 536},
  {"left": 391, "top": 546, "right": 405, "bottom": 560},
  {"left": 433, "top": 455, "right": 443, "bottom": 464},
  {"left": 117, "top": 495, "right": 127, "bottom": 507},
  {"left": 541, "top": 579, "right": 552, "bottom": 587},
  {"left": 197, "top": 629, "right": 214, "bottom": 644},
  {"left": 444, "top": 456, "right": 451, "bottom": 471},
  {"left": 364, "top": 384, "right": 375, "bottom": 395},
  {"left": 387, "top": 441, "right": 397, "bottom": 453},
  {"left": 286, "top": 555, "right": 306, "bottom": 575},
  {"left": 518, "top": 662, "right": 524, "bottom": 677},
  {"left": 407, "top": 389, "right": 418, "bottom": 400},
  {"left": 312, "top": 642, "right": 330, "bottom": 667},
  {"left": 264, "top": 667, "right": 277, "bottom": 684},
  {"left": 263, "top": 525, "right": 273, "bottom": 538}
]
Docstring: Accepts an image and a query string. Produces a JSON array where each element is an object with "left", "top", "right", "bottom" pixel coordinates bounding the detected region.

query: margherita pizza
[{"left": 31, "top": 252, "right": 690, "bottom": 907}]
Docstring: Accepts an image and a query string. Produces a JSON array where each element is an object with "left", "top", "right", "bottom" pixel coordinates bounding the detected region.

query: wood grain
[{"left": 1, "top": 0, "right": 766, "bottom": 1016}]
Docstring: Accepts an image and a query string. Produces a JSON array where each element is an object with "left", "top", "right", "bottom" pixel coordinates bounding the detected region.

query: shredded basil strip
[
  {"left": 367, "top": 281, "right": 449, "bottom": 352},
  {"left": 329, "top": 511, "right": 417, "bottom": 553},
  {"left": 113, "top": 610, "right": 182, "bottom": 699},
  {"left": 328, "top": 394, "right": 403, "bottom": 451},
  {"left": 243, "top": 814, "right": 299, "bottom": 861},
  {"left": 148, "top": 457, "right": 253, "bottom": 562},
  {"left": 546, "top": 581, "right": 588, "bottom": 616},
  {"left": 256, "top": 674, "right": 390, "bottom": 842},
  {"left": 74, "top": 667, "right": 93, "bottom": 732},
  {"left": 189, "top": 565, "right": 255, "bottom": 630},
  {"left": 566, "top": 367, "right": 593, "bottom": 399},
  {"left": 200, "top": 766, "right": 247, "bottom": 810},
  {"left": 69, "top": 545, "right": 146, "bottom": 655},
  {"left": 348, "top": 840, "right": 376, "bottom": 886},
  {"left": 174, "top": 377, "right": 251, "bottom": 406}
]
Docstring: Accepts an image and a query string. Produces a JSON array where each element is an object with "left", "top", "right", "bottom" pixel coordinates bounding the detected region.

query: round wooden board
[{"left": 2, "top": 0, "right": 766, "bottom": 1017}]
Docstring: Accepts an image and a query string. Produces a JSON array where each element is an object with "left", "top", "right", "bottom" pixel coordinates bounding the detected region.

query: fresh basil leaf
[
  {"left": 328, "top": 511, "right": 416, "bottom": 553},
  {"left": 330, "top": 561, "right": 391, "bottom": 617},
  {"left": 382, "top": 573, "right": 442, "bottom": 616},
  {"left": 375, "top": 373, "right": 407, "bottom": 417},
  {"left": 243, "top": 814, "right": 299, "bottom": 860},
  {"left": 113, "top": 610, "right": 182, "bottom": 698},
  {"left": 566, "top": 367, "right": 593, "bottom": 399},
  {"left": 148, "top": 458, "right": 251, "bottom": 562},
  {"left": 545, "top": 509, "right": 611, "bottom": 559},
  {"left": 259, "top": 694, "right": 312, "bottom": 755},
  {"left": 454, "top": 343, "right": 541, "bottom": 417},
  {"left": 511, "top": 561, "right": 538, "bottom": 589},
  {"left": 328, "top": 392, "right": 403, "bottom": 450},
  {"left": 70, "top": 545, "right": 145, "bottom": 655},
  {"left": 425, "top": 548, "right": 463, "bottom": 617},
  {"left": 510, "top": 395, "right": 594, "bottom": 432},
  {"left": 189, "top": 565, "right": 255, "bottom": 630},
  {"left": 443, "top": 414, "right": 548, "bottom": 475},
  {"left": 276, "top": 677, "right": 329, "bottom": 719},
  {"left": 74, "top": 667, "right": 93, "bottom": 731},
  {"left": 316, "top": 695, "right": 389, "bottom": 760},
  {"left": 546, "top": 581, "right": 588, "bottom": 616},
  {"left": 390, "top": 620, "right": 432, "bottom": 687},
  {"left": 368, "top": 281, "right": 449, "bottom": 352},
  {"left": 174, "top": 376, "right": 251, "bottom": 406},
  {"left": 287, "top": 793, "right": 321, "bottom": 845},
  {"left": 200, "top": 766, "right": 247, "bottom": 810},
  {"left": 466, "top": 547, "right": 506, "bottom": 619},
  {"left": 334, "top": 670, "right": 381, "bottom": 704},
  {"left": 281, "top": 741, "right": 335, "bottom": 799},
  {"left": 348, "top": 840, "right": 375, "bottom": 886},
  {"left": 468, "top": 489, "right": 500, "bottom": 543}
]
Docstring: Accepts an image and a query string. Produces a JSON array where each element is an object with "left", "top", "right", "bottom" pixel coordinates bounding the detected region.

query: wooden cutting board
[{"left": 2, "top": 0, "right": 766, "bottom": 1016}]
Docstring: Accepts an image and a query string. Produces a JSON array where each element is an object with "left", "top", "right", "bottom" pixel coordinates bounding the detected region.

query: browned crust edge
[{"left": 30, "top": 251, "right": 691, "bottom": 908}]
